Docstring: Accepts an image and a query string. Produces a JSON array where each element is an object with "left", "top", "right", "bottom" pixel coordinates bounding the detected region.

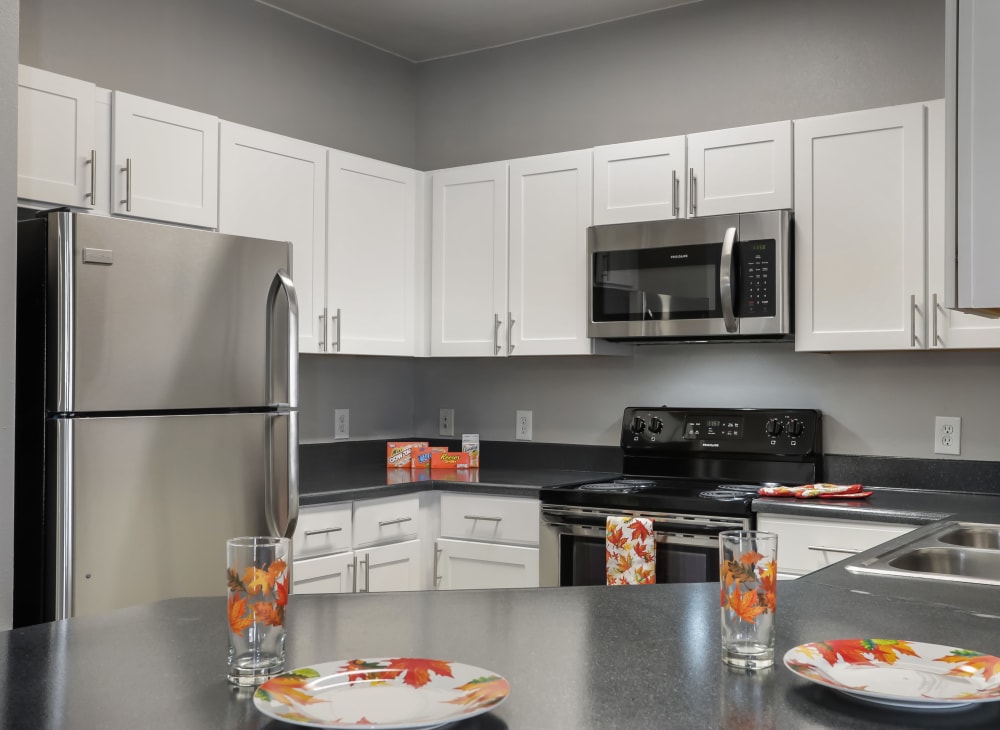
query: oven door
[{"left": 540, "top": 506, "right": 750, "bottom": 587}]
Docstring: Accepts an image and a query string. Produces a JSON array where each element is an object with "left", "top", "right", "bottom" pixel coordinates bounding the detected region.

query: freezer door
[
  {"left": 50, "top": 412, "right": 297, "bottom": 620},
  {"left": 47, "top": 211, "right": 295, "bottom": 412}
]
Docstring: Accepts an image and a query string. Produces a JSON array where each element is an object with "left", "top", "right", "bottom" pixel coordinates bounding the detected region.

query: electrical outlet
[
  {"left": 934, "top": 416, "right": 961, "bottom": 455},
  {"left": 439, "top": 408, "right": 455, "bottom": 437},
  {"left": 516, "top": 410, "right": 533, "bottom": 441},
  {"left": 334, "top": 409, "right": 349, "bottom": 440}
]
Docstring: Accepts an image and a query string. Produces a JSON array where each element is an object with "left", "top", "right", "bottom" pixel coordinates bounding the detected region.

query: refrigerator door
[
  {"left": 50, "top": 411, "right": 297, "bottom": 620},
  {"left": 46, "top": 211, "right": 294, "bottom": 412}
]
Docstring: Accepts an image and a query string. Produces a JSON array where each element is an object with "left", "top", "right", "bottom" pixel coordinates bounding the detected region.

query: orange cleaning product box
[
  {"left": 411, "top": 446, "right": 448, "bottom": 469},
  {"left": 386, "top": 441, "right": 429, "bottom": 468},
  {"left": 430, "top": 451, "right": 471, "bottom": 469}
]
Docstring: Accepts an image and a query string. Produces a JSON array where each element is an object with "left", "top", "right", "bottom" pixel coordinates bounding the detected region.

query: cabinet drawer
[
  {"left": 353, "top": 494, "right": 421, "bottom": 547},
  {"left": 758, "top": 515, "right": 916, "bottom": 574},
  {"left": 293, "top": 503, "right": 353, "bottom": 559},
  {"left": 440, "top": 493, "right": 539, "bottom": 545}
]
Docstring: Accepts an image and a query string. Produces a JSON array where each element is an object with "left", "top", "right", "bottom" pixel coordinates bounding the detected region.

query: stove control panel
[{"left": 621, "top": 407, "right": 821, "bottom": 456}]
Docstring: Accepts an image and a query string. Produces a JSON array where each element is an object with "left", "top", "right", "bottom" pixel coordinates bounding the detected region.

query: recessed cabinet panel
[
  {"left": 794, "top": 104, "right": 926, "bottom": 351},
  {"left": 292, "top": 552, "right": 354, "bottom": 595},
  {"left": 17, "top": 65, "right": 96, "bottom": 208},
  {"left": 436, "top": 539, "right": 539, "bottom": 590},
  {"left": 218, "top": 122, "right": 327, "bottom": 354},
  {"left": 358, "top": 540, "right": 423, "bottom": 593},
  {"left": 593, "top": 137, "right": 686, "bottom": 224}
]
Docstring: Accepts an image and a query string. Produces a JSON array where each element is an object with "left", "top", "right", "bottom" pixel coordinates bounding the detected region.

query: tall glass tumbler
[
  {"left": 719, "top": 531, "right": 778, "bottom": 669},
  {"left": 227, "top": 536, "right": 290, "bottom": 686}
]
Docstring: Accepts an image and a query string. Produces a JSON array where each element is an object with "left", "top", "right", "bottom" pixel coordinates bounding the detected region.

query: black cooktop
[{"left": 539, "top": 478, "right": 765, "bottom": 516}]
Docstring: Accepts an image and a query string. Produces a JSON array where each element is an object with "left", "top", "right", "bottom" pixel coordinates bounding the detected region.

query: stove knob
[
  {"left": 786, "top": 418, "right": 804, "bottom": 437},
  {"left": 648, "top": 416, "right": 664, "bottom": 434},
  {"left": 764, "top": 418, "right": 784, "bottom": 437},
  {"left": 630, "top": 416, "right": 647, "bottom": 435}
]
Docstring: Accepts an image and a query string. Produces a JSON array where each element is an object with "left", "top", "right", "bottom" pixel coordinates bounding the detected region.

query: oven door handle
[
  {"left": 719, "top": 226, "right": 738, "bottom": 334},
  {"left": 543, "top": 516, "right": 736, "bottom": 538}
]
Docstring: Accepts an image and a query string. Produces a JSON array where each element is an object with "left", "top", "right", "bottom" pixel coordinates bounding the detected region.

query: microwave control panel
[{"left": 735, "top": 239, "right": 776, "bottom": 318}]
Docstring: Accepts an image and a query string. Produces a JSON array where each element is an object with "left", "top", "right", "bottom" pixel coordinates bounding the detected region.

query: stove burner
[
  {"left": 699, "top": 490, "right": 752, "bottom": 501},
  {"left": 578, "top": 479, "right": 654, "bottom": 493}
]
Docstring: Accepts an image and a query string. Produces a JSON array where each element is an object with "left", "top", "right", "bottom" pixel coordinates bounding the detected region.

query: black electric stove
[{"left": 539, "top": 407, "right": 823, "bottom": 518}]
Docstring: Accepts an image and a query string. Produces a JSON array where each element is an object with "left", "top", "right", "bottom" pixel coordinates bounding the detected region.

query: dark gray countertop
[
  {"left": 3, "top": 575, "right": 1000, "bottom": 729},
  {"left": 299, "top": 467, "right": 621, "bottom": 506},
  {"left": 754, "top": 487, "right": 1000, "bottom": 525}
]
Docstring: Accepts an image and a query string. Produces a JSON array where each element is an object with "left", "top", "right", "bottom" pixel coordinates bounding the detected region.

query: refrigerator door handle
[{"left": 266, "top": 269, "right": 300, "bottom": 539}]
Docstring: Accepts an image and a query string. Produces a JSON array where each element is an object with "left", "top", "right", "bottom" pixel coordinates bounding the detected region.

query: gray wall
[
  {"left": 415, "top": 0, "right": 945, "bottom": 168},
  {"left": 1, "top": 0, "right": 18, "bottom": 631},
  {"left": 19, "top": 0, "right": 417, "bottom": 167}
]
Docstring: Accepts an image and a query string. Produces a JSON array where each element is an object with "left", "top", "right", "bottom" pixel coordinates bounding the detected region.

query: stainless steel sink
[{"left": 845, "top": 521, "right": 1000, "bottom": 587}]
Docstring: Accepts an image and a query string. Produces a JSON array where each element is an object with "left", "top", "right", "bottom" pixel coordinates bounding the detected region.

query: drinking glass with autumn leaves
[
  {"left": 227, "top": 536, "right": 291, "bottom": 686},
  {"left": 719, "top": 531, "right": 778, "bottom": 670}
]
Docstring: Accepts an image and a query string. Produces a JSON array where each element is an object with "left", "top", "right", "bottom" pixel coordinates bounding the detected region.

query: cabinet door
[
  {"left": 218, "top": 122, "right": 327, "bottom": 354},
  {"left": 593, "top": 137, "right": 686, "bottom": 224},
  {"left": 357, "top": 540, "right": 423, "bottom": 593},
  {"left": 687, "top": 121, "right": 792, "bottom": 217},
  {"left": 17, "top": 65, "right": 97, "bottom": 208},
  {"left": 328, "top": 151, "right": 417, "bottom": 356},
  {"left": 794, "top": 104, "right": 926, "bottom": 351},
  {"left": 435, "top": 538, "right": 539, "bottom": 590},
  {"left": 93, "top": 89, "right": 112, "bottom": 216},
  {"left": 112, "top": 91, "right": 219, "bottom": 228},
  {"left": 292, "top": 552, "right": 354, "bottom": 595},
  {"left": 508, "top": 150, "right": 593, "bottom": 355},
  {"left": 430, "top": 162, "right": 509, "bottom": 357},
  {"left": 927, "top": 99, "right": 1000, "bottom": 347}
]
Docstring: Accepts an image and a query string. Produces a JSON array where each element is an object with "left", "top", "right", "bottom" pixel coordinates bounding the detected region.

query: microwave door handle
[{"left": 719, "top": 226, "right": 738, "bottom": 333}]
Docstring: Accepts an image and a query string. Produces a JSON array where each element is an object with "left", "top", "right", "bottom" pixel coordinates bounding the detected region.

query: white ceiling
[{"left": 257, "top": 0, "right": 700, "bottom": 62}]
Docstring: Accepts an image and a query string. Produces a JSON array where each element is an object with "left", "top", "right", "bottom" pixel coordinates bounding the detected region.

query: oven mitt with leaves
[{"left": 757, "top": 483, "right": 873, "bottom": 499}]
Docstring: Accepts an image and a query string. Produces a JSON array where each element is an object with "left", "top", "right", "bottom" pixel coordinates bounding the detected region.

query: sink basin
[
  {"left": 937, "top": 525, "right": 1000, "bottom": 550},
  {"left": 845, "top": 521, "right": 1000, "bottom": 587}
]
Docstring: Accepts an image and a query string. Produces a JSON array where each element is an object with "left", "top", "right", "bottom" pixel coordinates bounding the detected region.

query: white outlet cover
[
  {"left": 934, "top": 416, "right": 960, "bottom": 455},
  {"left": 516, "top": 410, "right": 533, "bottom": 441},
  {"left": 439, "top": 408, "right": 455, "bottom": 437},
  {"left": 335, "top": 409, "right": 349, "bottom": 440}
]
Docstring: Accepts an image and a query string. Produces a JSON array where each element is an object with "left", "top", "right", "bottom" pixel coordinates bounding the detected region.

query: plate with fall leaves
[
  {"left": 783, "top": 639, "right": 1000, "bottom": 710},
  {"left": 252, "top": 657, "right": 510, "bottom": 728}
]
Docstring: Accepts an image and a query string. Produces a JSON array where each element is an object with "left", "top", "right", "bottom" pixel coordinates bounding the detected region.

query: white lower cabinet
[
  {"left": 757, "top": 514, "right": 917, "bottom": 579},
  {"left": 435, "top": 538, "right": 539, "bottom": 590},
  {"left": 357, "top": 539, "right": 424, "bottom": 593},
  {"left": 293, "top": 551, "right": 355, "bottom": 595}
]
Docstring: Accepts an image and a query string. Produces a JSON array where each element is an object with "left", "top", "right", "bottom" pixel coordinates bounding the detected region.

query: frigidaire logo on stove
[
  {"left": 669, "top": 254, "right": 689, "bottom": 259},
  {"left": 703, "top": 443, "right": 720, "bottom": 448}
]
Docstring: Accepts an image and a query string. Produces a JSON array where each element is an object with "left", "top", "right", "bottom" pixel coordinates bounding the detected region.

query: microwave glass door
[{"left": 592, "top": 242, "right": 723, "bottom": 322}]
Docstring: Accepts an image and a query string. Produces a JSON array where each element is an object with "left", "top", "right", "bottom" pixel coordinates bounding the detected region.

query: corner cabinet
[
  {"left": 16, "top": 65, "right": 98, "bottom": 210},
  {"left": 326, "top": 151, "right": 418, "bottom": 356},
  {"left": 217, "top": 122, "right": 327, "bottom": 355},
  {"left": 430, "top": 162, "right": 510, "bottom": 357},
  {"left": 112, "top": 91, "right": 219, "bottom": 228}
]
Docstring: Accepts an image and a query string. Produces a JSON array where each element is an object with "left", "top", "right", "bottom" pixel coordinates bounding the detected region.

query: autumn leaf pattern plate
[
  {"left": 783, "top": 639, "right": 1000, "bottom": 710},
  {"left": 252, "top": 657, "right": 510, "bottom": 728}
]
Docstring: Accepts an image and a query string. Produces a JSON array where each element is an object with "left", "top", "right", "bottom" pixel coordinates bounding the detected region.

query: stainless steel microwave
[{"left": 588, "top": 210, "right": 792, "bottom": 341}]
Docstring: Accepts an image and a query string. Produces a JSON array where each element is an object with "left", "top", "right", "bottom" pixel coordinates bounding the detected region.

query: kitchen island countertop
[{"left": 2, "top": 568, "right": 999, "bottom": 729}]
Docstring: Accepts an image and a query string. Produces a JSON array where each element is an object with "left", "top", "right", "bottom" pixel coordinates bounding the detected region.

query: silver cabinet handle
[
  {"left": 932, "top": 293, "right": 943, "bottom": 347},
  {"left": 331, "top": 307, "right": 341, "bottom": 352},
  {"left": 120, "top": 157, "right": 132, "bottom": 211},
  {"left": 304, "top": 526, "right": 343, "bottom": 537},
  {"left": 358, "top": 556, "right": 368, "bottom": 593},
  {"left": 318, "top": 310, "right": 327, "bottom": 351},
  {"left": 719, "top": 226, "right": 738, "bottom": 333},
  {"left": 507, "top": 312, "right": 515, "bottom": 355},
  {"left": 350, "top": 555, "right": 358, "bottom": 593},
  {"left": 464, "top": 515, "right": 502, "bottom": 522},
  {"left": 910, "top": 294, "right": 919, "bottom": 348},
  {"left": 689, "top": 168, "right": 696, "bottom": 216},
  {"left": 671, "top": 169, "right": 679, "bottom": 217},
  {"left": 433, "top": 546, "right": 443, "bottom": 588},
  {"left": 364, "top": 552, "right": 371, "bottom": 592},
  {"left": 378, "top": 516, "right": 413, "bottom": 527},
  {"left": 85, "top": 149, "right": 97, "bottom": 206},
  {"left": 807, "top": 545, "right": 860, "bottom": 555},
  {"left": 493, "top": 313, "right": 502, "bottom": 355}
]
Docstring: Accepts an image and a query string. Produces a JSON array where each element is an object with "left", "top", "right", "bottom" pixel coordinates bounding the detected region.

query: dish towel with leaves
[
  {"left": 758, "top": 483, "right": 873, "bottom": 499},
  {"left": 606, "top": 516, "right": 656, "bottom": 585}
]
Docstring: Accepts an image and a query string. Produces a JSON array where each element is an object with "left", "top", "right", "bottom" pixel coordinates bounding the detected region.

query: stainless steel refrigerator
[{"left": 14, "top": 210, "right": 299, "bottom": 627}]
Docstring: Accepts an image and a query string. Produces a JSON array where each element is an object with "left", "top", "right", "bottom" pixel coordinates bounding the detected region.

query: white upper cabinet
[
  {"left": 17, "top": 65, "right": 98, "bottom": 209},
  {"left": 218, "top": 122, "right": 327, "bottom": 354},
  {"left": 508, "top": 150, "right": 593, "bottom": 355},
  {"left": 430, "top": 162, "right": 509, "bottom": 357},
  {"left": 794, "top": 103, "right": 926, "bottom": 351},
  {"left": 593, "top": 136, "right": 686, "bottom": 224},
  {"left": 112, "top": 91, "right": 219, "bottom": 228},
  {"left": 327, "top": 150, "right": 418, "bottom": 356},
  {"left": 687, "top": 120, "right": 792, "bottom": 217},
  {"left": 927, "top": 99, "right": 1000, "bottom": 347}
]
